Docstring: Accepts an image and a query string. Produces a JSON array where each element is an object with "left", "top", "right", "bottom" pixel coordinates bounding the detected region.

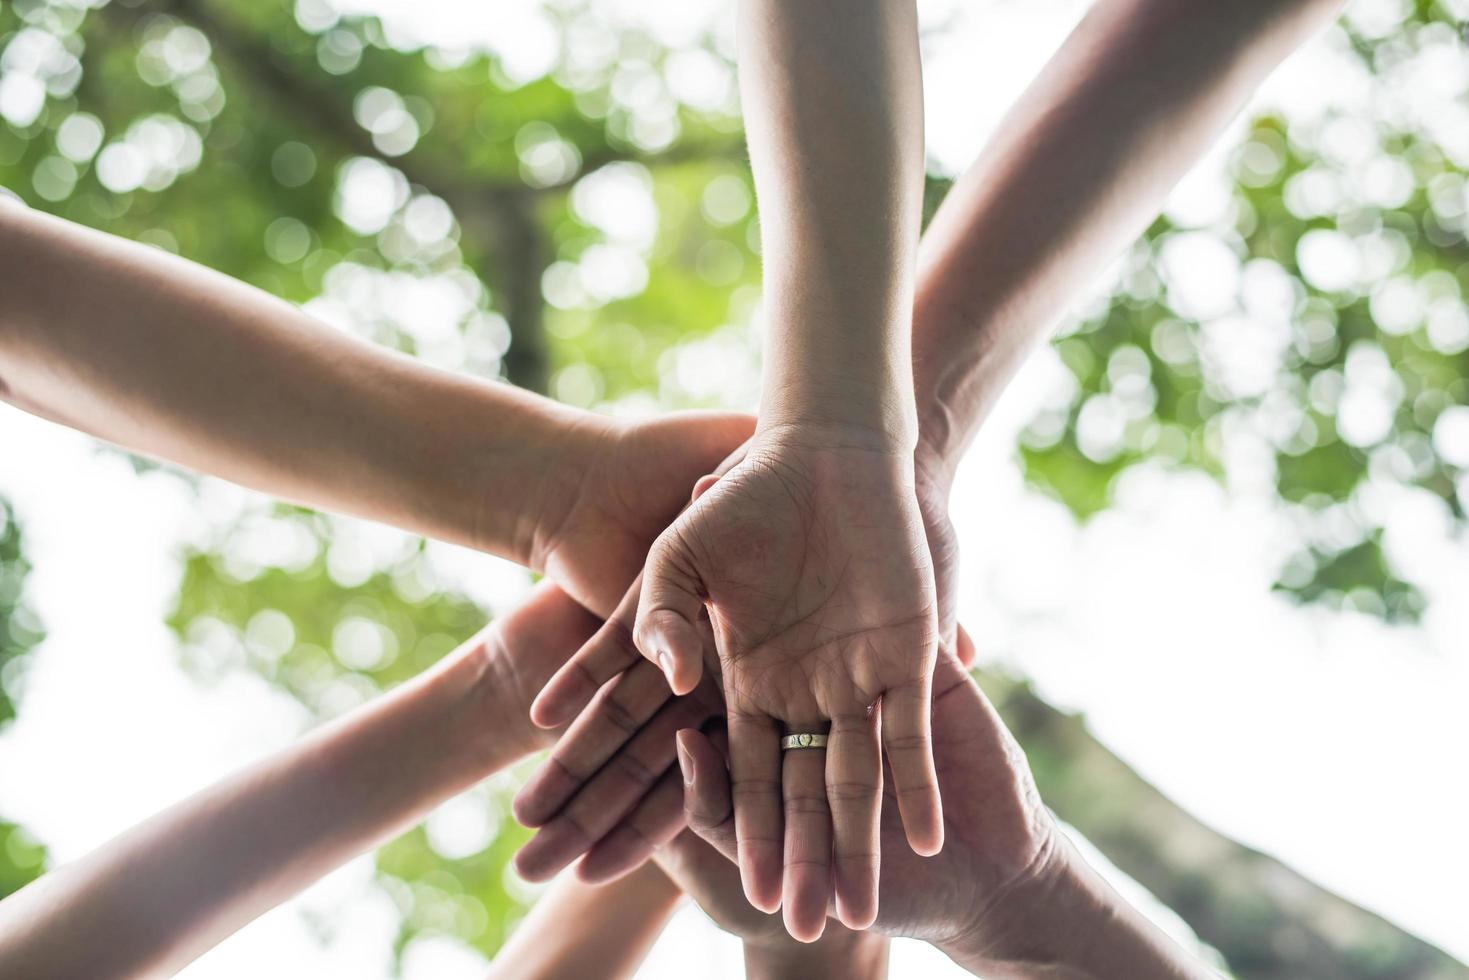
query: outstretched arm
[
  {"left": 913, "top": 0, "right": 1347, "bottom": 476},
  {"left": 486, "top": 863, "right": 682, "bottom": 980},
  {"left": 0, "top": 201, "right": 597, "bottom": 568},
  {"left": 0, "top": 582, "right": 598, "bottom": 979},
  {"left": 618, "top": 0, "right": 938, "bottom": 942}
]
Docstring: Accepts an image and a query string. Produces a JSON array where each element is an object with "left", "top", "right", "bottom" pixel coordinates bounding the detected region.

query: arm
[
  {"left": 937, "top": 836, "right": 1209, "bottom": 980},
  {"left": 741, "top": 0, "right": 925, "bottom": 446},
  {"left": 505, "top": 0, "right": 1345, "bottom": 926},
  {"left": 912, "top": 0, "right": 1348, "bottom": 476},
  {"left": 0, "top": 582, "right": 599, "bottom": 979},
  {"left": 486, "top": 863, "right": 682, "bottom": 980},
  {"left": 619, "top": 0, "right": 939, "bottom": 941},
  {"left": 0, "top": 200, "right": 757, "bottom": 621},
  {"left": 0, "top": 201, "right": 592, "bottom": 568}
]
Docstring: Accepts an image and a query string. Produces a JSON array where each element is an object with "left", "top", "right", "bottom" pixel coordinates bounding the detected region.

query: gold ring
[{"left": 780, "top": 733, "right": 829, "bottom": 750}]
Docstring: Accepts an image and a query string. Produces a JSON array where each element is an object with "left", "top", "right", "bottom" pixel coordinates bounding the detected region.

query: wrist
[
  {"left": 743, "top": 928, "right": 890, "bottom": 980},
  {"left": 473, "top": 402, "right": 615, "bottom": 573},
  {"left": 762, "top": 356, "right": 920, "bottom": 453},
  {"left": 453, "top": 628, "right": 543, "bottom": 772},
  {"left": 939, "top": 833, "right": 1210, "bottom": 980}
]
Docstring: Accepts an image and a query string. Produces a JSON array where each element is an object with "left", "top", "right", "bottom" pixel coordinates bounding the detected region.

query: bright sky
[{"left": 0, "top": 0, "right": 1465, "bottom": 977}]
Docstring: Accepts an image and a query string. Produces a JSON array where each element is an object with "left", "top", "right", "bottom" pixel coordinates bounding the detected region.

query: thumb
[{"left": 635, "top": 530, "right": 707, "bottom": 695}]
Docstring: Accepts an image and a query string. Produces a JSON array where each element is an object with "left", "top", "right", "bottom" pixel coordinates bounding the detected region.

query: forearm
[
  {"left": 743, "top": 929, "right": 891, "bottom": 980},
  {"left": 939, "top": 835, "right": 1212, "bottom": 980},
  {"left": 739, "top": 0, "right": 925, "bottom": 445},
  {"left": 0, "top": 589, "right": 565, "bottom": 979},
  {"left": 912, "top": 0, "right": 1344, "bottom": 472},
  {"left": 487, "top": 863, "right": 683, "bottom": 980},
  {"left": 0, "top": 202, "right": 593, "bottom": 564}
]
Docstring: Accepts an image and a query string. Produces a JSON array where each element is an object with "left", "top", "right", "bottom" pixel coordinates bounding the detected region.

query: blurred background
[{"left": 0, "top": 0, "right": 1466, "bottom": 976}]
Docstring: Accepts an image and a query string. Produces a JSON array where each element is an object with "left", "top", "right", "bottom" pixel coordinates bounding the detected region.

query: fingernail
[
  {"left": 675, "top": 733, "right": 695, "bottom": 786},
  {"left": 657, "top": 650, "right": 676, "bottom": 687}
]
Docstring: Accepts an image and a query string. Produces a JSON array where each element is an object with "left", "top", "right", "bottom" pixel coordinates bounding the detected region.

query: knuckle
[
  {"left": 825, "top": 780, "right": 878, "bottom": 805},
  {"left": 598, "top": 694, "right": 643, "bottom": 738},
  {"left": 895, "top": 781, "right": 942, "bottom": 801},
  {"left": 605, "top": 617, "right": 644, "bottom": 663},
  {"left": 547, "top": 750, "right": 591, "bottom": 785},
  {"left": 783, "top": 794, "right": 829, "bottom": 816},
  {"left": 884, "top": 732, "right": 933, "bottom": 754},
  {"left": 731, "top": 778, "right": 781, "bottom": 803},
  {"left": 611, "top": 750, "right": 660, "bottom": 789}
]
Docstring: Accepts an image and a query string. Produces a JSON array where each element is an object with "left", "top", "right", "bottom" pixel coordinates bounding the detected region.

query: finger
[
  {"left": 826, "top": 710, "right": 881, "bottom": 930},
  {"left": 728, "top": 710, "right": 783, "bottom": 913},
  {"left": 530, "top": 578, "right": 644, "bottom": 729},
  {"left": 513, "top": 658, "right": 674, "bottom": 827},
  {"left": 678, "top": 728, "right": 737, "bottom": 858},
  {"left": 780, "top": 729, "right": 832, "bottom": 943},
  {"left": 691, "top": 473, "right": 720, "bottom": 503},
  {"left": 656, "top": 830, "right": 774, "bottom": 939},
  {"left": 577, "top": 767, "right": 686, "bottom": 883},
  {"left": 882, "top": 678, "right": 944, "bottom": 857},
  {"left": 520, "top": 679, "right": 720, "bottom": 879},
  {"left": 635, "top": 533, "right": 707, "bottom": 696},
  {"left": 955, "top": 622, "right": 977, "bottom": 668}
]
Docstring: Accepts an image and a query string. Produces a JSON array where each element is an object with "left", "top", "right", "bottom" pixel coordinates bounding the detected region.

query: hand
[
  {"left": 526, "top": 412, "right": 753, "bottom": 619},
  {"left": 655, "top": 827, "right": 891, "bottom": 980},
  {"left": 676, "top": 646, "right": 1053, "bottom": 954},
  {"left": 538, "top": 425, "right": 943, "bottom": 940},
  {"left": 473, "top": 581, "right": 608, "bottom": 762},
  {"left": 678, "top": 646, "right": 1214, "bottom": 977}
]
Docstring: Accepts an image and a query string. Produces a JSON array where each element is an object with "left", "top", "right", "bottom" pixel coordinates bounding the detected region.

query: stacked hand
[
  {"left": 667, "top": 645, "right": 1060, "bottom": 959},
  {"left": 515, "top": 426, "right": 956, "bottom": 941}
]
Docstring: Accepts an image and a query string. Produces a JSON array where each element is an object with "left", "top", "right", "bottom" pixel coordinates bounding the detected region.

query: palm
[{"left": 669, "top": 445, "right": 936, "bottom": 725}]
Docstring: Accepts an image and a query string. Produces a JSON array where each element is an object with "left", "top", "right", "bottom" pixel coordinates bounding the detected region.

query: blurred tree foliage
[
  {"left": 1, "top": 0, "right": 1465, "bottom": 973},
  {"left": 0, "top": 500, "right": 49, "bottom": 899}
]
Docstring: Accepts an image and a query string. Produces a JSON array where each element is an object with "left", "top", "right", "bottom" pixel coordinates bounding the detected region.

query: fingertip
[
  {"left": 511, "top": 844, "right": 550, "bottom": 883},
  {"left": 907, "top": 811, "right": 945, "bottom": 857},
  {"left": 741, "top": 859, "right": 783, "bottom": 915},
  {"left": 509, "top": 791, "right": 537, "bottom": 828},
  {"left": 690, "top": 473, "right": 719, "bottom": 502},
  {"left": 783, "top": 906, "right": 827, "bottom": 944},
  {"left": 574, "top": 850, "right": 639, "bottom": 885},
  {"left": 835, "top": 894, "right": 878, "bottom": 932},
  {"left": 668, "top": 653, "right": 702, "bottom": 696},
  {"left": 955, "top": 622, "right": 977, "bottom": 667},
  {"left": 528, "top": 689, "right": 567, "bottom": 729}
]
